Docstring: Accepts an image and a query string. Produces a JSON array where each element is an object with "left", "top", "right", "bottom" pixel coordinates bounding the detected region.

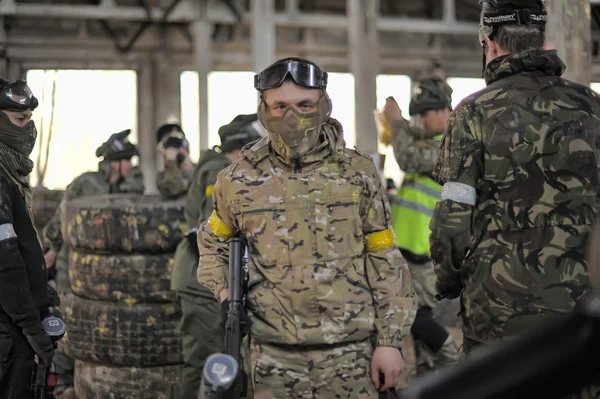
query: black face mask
[{"left": 0, "top": 112, "right": 37, "bottom": 157}]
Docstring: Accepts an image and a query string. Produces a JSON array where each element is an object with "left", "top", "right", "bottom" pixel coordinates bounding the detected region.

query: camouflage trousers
[
  {"left": 251, "top": 339, "right": 379, "bottom": 398},
  {"left": 408, "top": 259, "right": 460, "bottom": 375}
]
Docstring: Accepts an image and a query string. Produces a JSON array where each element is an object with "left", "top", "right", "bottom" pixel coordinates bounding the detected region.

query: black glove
[
  {"left": 24, "top": 326, "right": 55, "bottom": 365},
  {"left": 46, "top": 284, "right": 60, "bottom": 308},
  {"left": 220, "top": 299, "right": 253, "bottom": 338}
]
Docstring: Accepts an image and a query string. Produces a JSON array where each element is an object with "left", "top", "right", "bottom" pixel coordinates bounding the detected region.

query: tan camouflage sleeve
[
  {"left": 390, "top": 119, "right": 440, "bottom": 174},
  {"left": 429, "top": 107, "right": 482, "bottom": 299},
  {"left": 359, "top": 157, "right": 417, "bottom": 348},
  {"left": 157, "top": 161, "right": 192, "bottom": 199},
  {"left": 197, "top": 168, "right": 240, "bottom": 299}
]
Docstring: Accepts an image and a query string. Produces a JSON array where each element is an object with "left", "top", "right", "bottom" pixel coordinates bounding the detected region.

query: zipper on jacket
[{"left": 293, "top": 158, "right": 302, "bottom": 173}]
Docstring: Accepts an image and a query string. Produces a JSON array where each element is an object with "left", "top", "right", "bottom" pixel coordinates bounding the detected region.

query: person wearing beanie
[
  {"left": 384, "top": 78, "right": 460, "bottom": 378},
  {"left": 171, "top": 114, "right": 262, "bottom": 399}
]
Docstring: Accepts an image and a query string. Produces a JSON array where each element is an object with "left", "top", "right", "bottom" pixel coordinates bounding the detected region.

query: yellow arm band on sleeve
[
  {"left": 365, "top": 228, "right": 396, "bottom": 252},
  {"left": 205, "top": 185, "right": 215, "bottom": 196},
  {"left": 208, "top": 211, "right": 235, "bottom": 240}
]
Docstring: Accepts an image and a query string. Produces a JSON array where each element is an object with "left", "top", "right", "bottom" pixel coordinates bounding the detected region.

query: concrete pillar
[
  {"left": 152, "top": 56, "right": 182, "bottom": 128},
  {"left": 251, "top": 0, "right": 276, "bottom": 73},
  {"left": 545, "top": 0, "right": 591, "bottom": 86},
  {"left": 347, "top": 0, "right": 379, "bottom": 155},
  {"left": 192, "top": 20, "right": 212, "bottom": 152},
  {"left": 137, "top": 61, "right": 159, "bottom": 195}
]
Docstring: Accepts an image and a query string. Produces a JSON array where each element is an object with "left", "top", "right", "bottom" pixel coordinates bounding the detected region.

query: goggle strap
[{"left": 482, "top": 9, "right": 547, "bottom": 27}]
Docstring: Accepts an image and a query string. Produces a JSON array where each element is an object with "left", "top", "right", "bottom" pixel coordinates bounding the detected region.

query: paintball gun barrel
[{"left": 199, "top": 236, "right": 248, "bottom": 399}]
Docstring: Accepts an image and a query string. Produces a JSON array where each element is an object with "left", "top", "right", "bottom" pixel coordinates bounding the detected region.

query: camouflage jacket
[
  {"left": 430, "top": 49, "right": 600, "bottom": 344},
  {"left": 43, "top": 162, "right": 145, "bottom": 252},
  {"left": 157, "top": 158, "right": 196, "bottom": 200},
  {"left": 390, "top": 119, "right": 441, "bottom": 175},
  {"left": 197, "top": 119, "right": 416, "bottom": 348},
  {"left": 171, "top": 150, "right": 231, "bottom": 294}
]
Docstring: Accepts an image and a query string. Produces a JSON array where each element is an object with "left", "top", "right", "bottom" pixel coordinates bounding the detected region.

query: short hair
[{"left": 493, "top": 24, "right": 545, "bottom": 53}]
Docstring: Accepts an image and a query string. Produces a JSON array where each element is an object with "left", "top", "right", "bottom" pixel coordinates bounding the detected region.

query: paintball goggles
[
  {"left": 96, "top": 129, "right": 140, "bottom": 161},
  {"left": 254, "top": 59, "right": 328, "bottom": 91},
  {"left": 0, "top": 80, "right": 39, "bottom": 111}
]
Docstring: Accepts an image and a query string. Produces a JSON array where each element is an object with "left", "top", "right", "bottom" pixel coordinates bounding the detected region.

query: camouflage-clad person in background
[
  {"left": 430, "top": 0, "right": 600, "bottom": 353},
  {"left": 385, "top": 79, "right": 460, "bottom": 376},
  {"left": 156, "top": 123, "right": 196, "bottom": 199},
  {"left": 43, "top": 129, "right": 144, "bottom": 398},
  {"left": 197, "top": 57, "right": 416, "bottom": 397},
  {"left": 172, "top": 114, "right": 262, "bottom": 399}
]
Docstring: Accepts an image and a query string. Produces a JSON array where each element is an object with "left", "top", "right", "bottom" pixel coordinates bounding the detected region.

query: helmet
[
  {"left": 156, "top": 123, "right": 189, "bottom": 150},
  {"left": 218, "top": 114, "right": 262, "bottom": 153},
  {"left": 0, "top": 79, "right": 39, "bottom": 111},
  {"left": 409, "top": 78, "right": 453, "bottom": 117},
  {"left": 96, "top": 129, "right": 140, "bottom": 161}
]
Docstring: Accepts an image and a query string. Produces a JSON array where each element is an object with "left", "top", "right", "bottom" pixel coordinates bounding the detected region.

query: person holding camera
[
  {"left": 0, "top": 78, "right": 65, "bottom": 398},
  {"left": 156, "top": 124, "right": 195, "bottom": 199}
]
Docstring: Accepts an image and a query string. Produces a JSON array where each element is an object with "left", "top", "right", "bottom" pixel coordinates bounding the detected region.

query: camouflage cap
[
  {"left": 218, "top": 114, "right": 262, "bottom": 153},
  {"left": 409, "top": 78, "right": 453, "bottom": 116}
]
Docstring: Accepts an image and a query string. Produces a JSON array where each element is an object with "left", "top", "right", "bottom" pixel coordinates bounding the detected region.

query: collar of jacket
[
  {"left": 484, "top": 49, "right": 566, "bottom": 86},
  {"left": 240, "top": 117, "right": 347, "bottom": 169}
]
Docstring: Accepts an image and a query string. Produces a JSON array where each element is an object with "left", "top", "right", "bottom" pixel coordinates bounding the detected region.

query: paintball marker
[
  {"left": 32, "top": 307, "right": 66, "bottom": 399},
  {"left": 199, "top": 236, "right": 249, "bottom": 399}
]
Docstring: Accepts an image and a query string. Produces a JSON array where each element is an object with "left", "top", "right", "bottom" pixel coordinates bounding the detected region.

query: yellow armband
[
  {"left": 208, "top": 211, "right": 235, "bottom": 240},
  {"left": 365, "top": 228, "right": 396, "bottom": 252}
]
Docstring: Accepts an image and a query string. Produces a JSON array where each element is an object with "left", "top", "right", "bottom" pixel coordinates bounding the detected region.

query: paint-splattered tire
[
  {"left": 61, "top": 293, "right": 182, "bottom": 366},
  {"left": 69, "top": 250, "right": 175, "bottom": 303},
  {"left": 61, "top": 194, "right": 187, "bottom": 253},
  {"left": 74, "top": 360, "right": 182, "bottom": 399}
]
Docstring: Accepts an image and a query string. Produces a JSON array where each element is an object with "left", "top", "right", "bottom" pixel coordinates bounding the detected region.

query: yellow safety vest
[{"left": 391, "top": 137, "right": 442, "bottom": 257}]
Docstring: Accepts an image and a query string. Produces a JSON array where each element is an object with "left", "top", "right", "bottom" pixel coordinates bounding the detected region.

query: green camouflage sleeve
[
  {"left": 390, "top": 119, "right": 440, "bottom": 174},
  {"left": 185, "top": 164, "right": 222, "bottom": 228},
  {"left": 197, "top": 167, "right": 240, "bottom": 299},
  {"left": 120, "top": 167, "right": 145, "bottom": 194},
  {"left": 157, "top": 161, "right": 193, "bottom": 199},
  {"left": 359, "top": 157, "right": 417, "bottom": 348},
  {"left": 42, "top": 180, "right": 81, "bottom": 251},
  {"left": 429, "top": 107, "right": 482, "bottom": 299}
]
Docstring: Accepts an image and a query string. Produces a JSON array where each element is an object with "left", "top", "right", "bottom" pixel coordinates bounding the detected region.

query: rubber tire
[
  {"left": 61, "top": 293, "right": 182, "bottom": 366},
  {"left": 62, "top": 194, "right": 187, "bottom": 253},
  {"left": 69, "top": 250, "right": 176, "bottom": 303},
  {"left": 74, "top": 360, "right": 182, "bottom": 399}
]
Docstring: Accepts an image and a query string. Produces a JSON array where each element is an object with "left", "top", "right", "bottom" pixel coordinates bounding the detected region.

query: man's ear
[{"left": 484, "top": 36, "right": 497, "bottom": 58}]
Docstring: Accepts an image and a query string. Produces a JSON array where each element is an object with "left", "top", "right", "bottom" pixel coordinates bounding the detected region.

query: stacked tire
[{"left": 60, "top": 194, "right": 187, "bottom": 399}]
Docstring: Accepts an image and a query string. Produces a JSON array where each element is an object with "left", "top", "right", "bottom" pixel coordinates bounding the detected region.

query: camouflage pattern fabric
[
  {"left": 430, "top": 49, "right": 600, "bottom": 345},
  {"left": 407, "top": 260, "right": 460, "bottom": 375},
  {"left": 390, "top": 120, "right": 440, "bottom": 176},
  {"left": 171, "top": 150, "right": 230, "bottom": 399},
  {"left": 157, "top": 159, "right": 196, "bottom": 200},
  {"left": 197, "top": 119, "right": 416, "bottom": 350},
  {"left": 251, "top": 339, "right": 379, "bottom": 398},
  {"left": 172, "top": 150, "right": 230, "bottom": 295}
]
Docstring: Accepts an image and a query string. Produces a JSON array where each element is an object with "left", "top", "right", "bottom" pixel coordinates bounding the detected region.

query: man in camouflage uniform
[
  {"left": 43, "top": 129, "right": 144, "bottom": 397},
  {"left": 197, "top": 57, "right": 416, "bottom": 398},
  {"left": 430, "top": 0, "right": 600, "bottom": 353},
  {"left": 385, "top": 79, "right": 460, "bottom": 376},
  {"left": 172, "top": 114, "right": 262, "bottom": 399},
  {"left": 156, "top": 123, "right": 196, "bottom": 199}
]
